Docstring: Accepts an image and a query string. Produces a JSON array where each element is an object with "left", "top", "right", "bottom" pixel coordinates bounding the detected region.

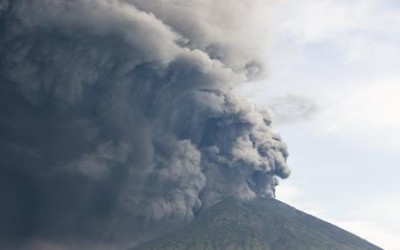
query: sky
[{"left": 241, "top": 0, "right": 400, "bottom": 249}]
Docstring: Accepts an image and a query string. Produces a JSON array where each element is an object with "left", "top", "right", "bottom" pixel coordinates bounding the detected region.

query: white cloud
[
  {"left": 277, "top": 0, "right": 366, "bottom": 42},
  {"left": 278, "top": 183, "right": 400, "bottom": 250},
  {"left": 337, "top": 221, "right": 400, "bottom": 250},
  {"left": 313, "top": 79, "right": 400, "bottom": 151},
  {"left": 273, "top": 0, "right": 400, "bottom": 68},
  {"left": 277, "top": 0, "right": 399, "bottom": 42},
  {"left": 333, "top": 81, "right": 400, "bottom": 127}
]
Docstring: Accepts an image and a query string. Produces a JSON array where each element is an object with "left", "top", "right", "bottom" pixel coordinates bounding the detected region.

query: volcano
[{"left": 133, "top": 198, "right": 382, "bottom": 250}]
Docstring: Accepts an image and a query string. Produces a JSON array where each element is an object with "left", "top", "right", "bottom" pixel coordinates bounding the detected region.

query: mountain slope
[{"left": 133, "top": 198, "right": 382, "bottom": 250}]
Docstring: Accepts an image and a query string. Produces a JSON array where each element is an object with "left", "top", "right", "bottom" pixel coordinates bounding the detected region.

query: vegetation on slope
[{"left": 133, "top": 198, "right": 382, "bottom": 250}]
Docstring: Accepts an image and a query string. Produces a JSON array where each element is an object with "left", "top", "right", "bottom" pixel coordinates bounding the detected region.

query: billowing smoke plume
[{"left": 0, "top": 0, "right": 290, "bottom": 249}]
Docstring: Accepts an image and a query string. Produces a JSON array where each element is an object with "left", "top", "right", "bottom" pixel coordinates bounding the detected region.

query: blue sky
[{"left": 241, "top": 0, "right": 400, "bottom": 249}]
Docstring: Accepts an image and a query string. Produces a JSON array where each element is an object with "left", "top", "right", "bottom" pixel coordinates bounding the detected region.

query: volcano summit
[{"left": 134, "top": 198, "right": 383, "bottom": 250}]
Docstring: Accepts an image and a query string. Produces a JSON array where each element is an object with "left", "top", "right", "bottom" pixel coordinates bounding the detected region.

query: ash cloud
[
  {"left": 268, "top": 94, "right": 318, "bottom": 124},
  {"left": 0, "top": 0, "right": 289, "bottom": 249}
]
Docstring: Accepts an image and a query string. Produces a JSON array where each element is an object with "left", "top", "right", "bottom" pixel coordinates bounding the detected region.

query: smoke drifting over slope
[{"left": 0, "top": 0, "right": 290, "bottom": 248}]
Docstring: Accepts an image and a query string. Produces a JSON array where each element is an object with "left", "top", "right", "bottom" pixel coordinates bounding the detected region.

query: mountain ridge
[{"left": 132, "top": 198, "right": 382, "bottom": 250}]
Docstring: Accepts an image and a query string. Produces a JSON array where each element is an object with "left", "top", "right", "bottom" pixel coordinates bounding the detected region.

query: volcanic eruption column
[{"left": 0, "top": 0, "right": 290, "bottom": 248}]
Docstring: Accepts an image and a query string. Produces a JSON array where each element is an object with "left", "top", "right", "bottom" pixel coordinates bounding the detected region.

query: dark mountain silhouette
[{"left": 133, "top": 198, "right": 382, "bottom": 250}]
